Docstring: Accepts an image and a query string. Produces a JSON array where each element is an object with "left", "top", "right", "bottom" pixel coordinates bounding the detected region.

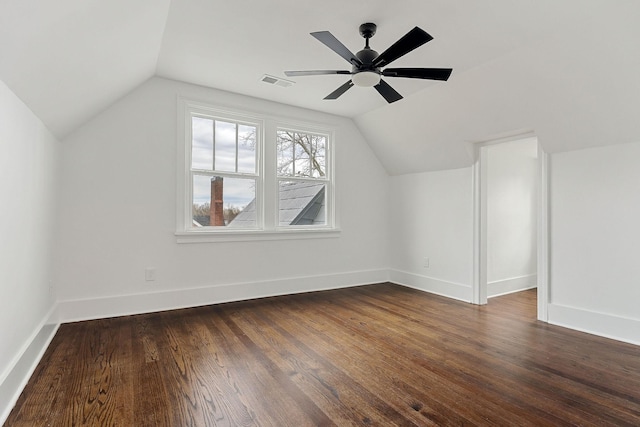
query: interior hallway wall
[{"left": 486, "top": 138, "right": 538, "bottom": 297}]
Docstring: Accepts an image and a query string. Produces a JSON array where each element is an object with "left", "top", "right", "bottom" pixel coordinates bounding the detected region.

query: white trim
[
  {"left": 536, "top": 147, "right": 550, "bottom": 321},
  {"left": 472, "top": 145, "right": 488, "bottom": 305},
  {"left": 56, "top": 269, "right": 388, "bottom": 323},
  {"left": 487, "top": 274, "right": 537, "bottom": 298},
  {"left": 273, "top": 124, "right": 334, "bottom": 229},
  {"left": 176, "top": 96, "right": 190, "bottom": 232},
  {"left": 4, "top": 274, "right": 640, "bottom": 425},
  {"left": 179, "top": 100, "right": 265, "bottom": 232},
  {"left": 0, "top": 307, "right": 60, "bottom": 426},
  {"left": 175, "top": 228, "right": 341, "bottom": 243},
  {"left": 390, "top": 269, "right": 472, "bottom": 303},
  {"left": 472, "top": 151, "right": 480, "bottom": 304},
  {"left": 548, "top": 303, "right": 640, "bottom": 346},
  {"left": 177, "top": 97, "right": 338, "bottom": 240},
  {"left": 472, "top": 132, "right": 549, "bottom": 319}
]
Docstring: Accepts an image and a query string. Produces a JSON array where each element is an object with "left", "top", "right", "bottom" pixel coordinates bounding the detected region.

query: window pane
[
  {"left": 294, "top": 134, "right": 311, "bottom": 177},
  {"left": 277, "top": 129, "right": 326, "bottom": 178},
  {"left": 191, "top": 117, "right": 213, "bottom": 170},
  {"left": 192, "top": 175, "right": 256, "bottom": 227},
  {"left": 215, "top": 120, "right": 237, "bottom": 172},
  {"left": 193, "top": 174, "right": 211, "bottom": 207},
  {"left": 237, "top": 124, "right": 256, "bottom": 173},
  {"left": 276, "top": 130, "right": 294, "bottom": 177},
  {"left": 310, "top": 135, "right": 326, "bottom": 178},
  {"left": 279, "top": 181, "right": 326, "bottom": 226}
]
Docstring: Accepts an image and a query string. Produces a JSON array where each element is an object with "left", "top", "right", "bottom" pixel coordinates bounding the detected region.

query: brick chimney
[{"left": 210, "top": 177, "right": 225, "bottom": 226}]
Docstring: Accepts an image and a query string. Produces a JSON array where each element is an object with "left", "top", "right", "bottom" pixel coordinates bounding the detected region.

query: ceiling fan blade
[
  {"left": 374, "top": 80, "right": 403, "bottom": 103},
  {"left": 382, "top": 67, "right": 452, "bottom": 81},
  {"left": 285, "top": 70, "right": 351, "bottom": 77},
  {"left": 324, "top": 80, "right": 354, "bottom": 100},
  {"left": 373, "top": 27, "right": 433, "bottom": 68},
  {"left": 311, "top": 31, "right": 363, "bottom": 67}
]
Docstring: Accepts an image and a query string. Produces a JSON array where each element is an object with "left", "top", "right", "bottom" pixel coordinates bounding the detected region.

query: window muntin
[
  {"left": 178, "top": 99, "right": 335, "bottom": 239},
  {"left": 276, "top": 128, "right": 330, "bottom": 228},
  {"left": 189, "top": 114, "right": 259, "bottom": 229},
  {"left": 276, "top": 130, "right": 327, "bottom": 178},
  {"left": 191, "top": 116, "right": 257, "bottom": 174},
  {"left": 191, "top": 117, "right": 214, "bottom": 170}
]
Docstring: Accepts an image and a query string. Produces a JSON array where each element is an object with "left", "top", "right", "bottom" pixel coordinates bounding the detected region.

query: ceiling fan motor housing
[
  {"left": 355, "top": 48, "right": 379, "bottom": 69},
  {"left": 352, "top": 47, "right": 381, "bottom": 86}
]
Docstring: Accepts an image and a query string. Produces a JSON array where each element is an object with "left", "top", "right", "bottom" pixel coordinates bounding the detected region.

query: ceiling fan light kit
[
  {"left": 352, "top": 71, "right": 380, "bottom": 87},
  {"left": 285, "top": 22, "right": 452, "bottom": 103}
]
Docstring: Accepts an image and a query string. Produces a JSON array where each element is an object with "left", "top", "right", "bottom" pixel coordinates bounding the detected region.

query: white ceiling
[{"left": 1, "top": 0, "right": 639, "bottom": 174}]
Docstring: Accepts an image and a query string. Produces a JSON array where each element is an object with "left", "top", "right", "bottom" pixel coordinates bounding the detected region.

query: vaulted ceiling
[{"left": 1, "top": 0, "right": 639, "bottom": 174}]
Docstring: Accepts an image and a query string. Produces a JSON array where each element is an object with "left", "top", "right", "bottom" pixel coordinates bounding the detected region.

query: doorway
[{"left": 473, "top": 134, "right": 549, "bottom": 321}]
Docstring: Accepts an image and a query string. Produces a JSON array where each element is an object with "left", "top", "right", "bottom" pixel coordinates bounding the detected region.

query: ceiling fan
[{"left": 285, "top": 23, "right": 452, "bottom": 103}]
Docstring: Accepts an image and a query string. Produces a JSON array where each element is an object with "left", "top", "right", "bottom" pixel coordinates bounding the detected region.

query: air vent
[{"left": 260, "top": 74, "right": 295, "bottom": 88}]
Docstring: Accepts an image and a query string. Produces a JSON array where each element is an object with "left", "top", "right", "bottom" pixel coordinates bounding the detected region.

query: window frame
[
  {"left": 275, "top": 125, "right": 332, "bottom": 230},
  {"left": 190, "top": 112, "right": 262, "bottom": 230},
  {"left": 176, "top": 98, "right": 339, "bottom": 243}
]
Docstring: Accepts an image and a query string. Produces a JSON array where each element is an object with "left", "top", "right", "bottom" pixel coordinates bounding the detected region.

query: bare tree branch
[{"left": 277, "top": 130, "right": 325, "bottom": 177}]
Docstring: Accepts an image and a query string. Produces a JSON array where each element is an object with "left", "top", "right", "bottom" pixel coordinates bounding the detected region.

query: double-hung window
[
  {"left": 177, "top": 99, "right": 336, "bottom": 242},
  {"left": 276, "top": 128, "right": 329, "bottom": 227}
]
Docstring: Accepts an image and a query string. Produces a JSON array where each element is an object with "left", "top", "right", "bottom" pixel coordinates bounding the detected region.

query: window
[
  {"left": 277, "top": 129, "right": 328, "bottom": 226},
  {"left": 176, "top": 99, "right": 336, "bottom": 242},
  {"left": 190, "top": 114, "right": 260, "bottom": 229}
]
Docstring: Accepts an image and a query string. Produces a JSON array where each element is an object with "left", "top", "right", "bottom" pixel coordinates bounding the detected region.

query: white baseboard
[
  {"left": 2, "top": 270, "right": 386, "bottom": 424},
  {"left": 487, "top": 274, "right": 537, "bottom": 298},
  {"left": 57, "top": 269, "right": 389, "bottom": 323},
  {"left": 0, "top": 308, "right": 59, "bottom": 426},
  {"left": 6, "top": 271, "right": 639, "bottom": 426},
  {"left": 548, "top": 303, "right": 640, "bottom": 346},
  {"left": 389, "top": 269, "right": 472, "bottom": 302}
]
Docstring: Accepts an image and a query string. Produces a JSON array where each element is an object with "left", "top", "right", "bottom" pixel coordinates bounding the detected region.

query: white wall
[
  {"left": 0, "top": 79, "right": 59, "bottom": 421},
  {"left": 387, "top": 139, "right": 640, "bottom": 345},
  {"left": 486, "top": 139, "right": 537, "bottom": 297},
  {"left": 549, "top": 141, "right": 640, "bottom": 343},
  {"left": 389, "top": 167, "right": 474, "bottom": 301},
  {"left": 54, "top": 77, "right": 390, "bottom": 320}
]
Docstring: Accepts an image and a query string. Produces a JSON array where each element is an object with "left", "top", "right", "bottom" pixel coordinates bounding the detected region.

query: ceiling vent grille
[{"left": 260, "top": 74, "right": 295, "bottom": 88}]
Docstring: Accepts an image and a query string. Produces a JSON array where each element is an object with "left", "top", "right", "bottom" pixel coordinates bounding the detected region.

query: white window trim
[
  {"left": 175, "top": 228, "right": 341, "bottom": 244},
  {"left": 176, "top": 97, "right": 339, "bottom": 243},
  {"left": 274, "top": 124, "right": 334, "bottom": 231}
]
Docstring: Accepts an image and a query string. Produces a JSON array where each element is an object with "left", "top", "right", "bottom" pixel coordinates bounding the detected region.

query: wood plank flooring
[{"left": 5, "top": 283, "right": 640, "bottom": 426}]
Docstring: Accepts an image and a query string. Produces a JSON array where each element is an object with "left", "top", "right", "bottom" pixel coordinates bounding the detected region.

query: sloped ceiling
[
  {"left": 1, "top": 0, "right": 639, "bottom": 174},
  {"left": 0, "top": 0, "right": 171, "bottom": 138}
]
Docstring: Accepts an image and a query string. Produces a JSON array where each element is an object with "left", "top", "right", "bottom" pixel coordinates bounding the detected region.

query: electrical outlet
[
  {"left": 423, "top": 257, "right": 430, "bottom": 269},
  {"left": 145, "top": 268, "right": 156, "bottom": 282}
]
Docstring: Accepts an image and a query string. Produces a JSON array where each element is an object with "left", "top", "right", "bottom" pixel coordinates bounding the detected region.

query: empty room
[{"left": 1, "top": 1, "right": 639, "bottom": 425}]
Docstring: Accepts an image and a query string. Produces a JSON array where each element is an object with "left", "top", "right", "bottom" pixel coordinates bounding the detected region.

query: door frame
[{"left": 471, "top": 132, "right": 549, "bottom": 321}]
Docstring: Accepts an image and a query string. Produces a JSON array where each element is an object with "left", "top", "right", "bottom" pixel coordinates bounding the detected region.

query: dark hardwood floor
[{"left": 5, "top": 283, "right": 640, "bottom": 426}]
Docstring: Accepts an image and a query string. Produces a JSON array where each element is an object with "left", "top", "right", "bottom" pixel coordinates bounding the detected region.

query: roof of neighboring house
[
  {"left": 193, "top": 216, "right": 210, "bottom": 227},
  {"left": 226, "top": 198, "right": 257, "bottom": 228},
  {"left": 228, "top": 181, "right": 325, "bottom": 227}
]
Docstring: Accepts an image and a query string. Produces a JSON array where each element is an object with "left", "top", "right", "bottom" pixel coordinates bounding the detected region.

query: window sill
[{"left": 175, "top": 228, "right": 341, "bottom": 243}]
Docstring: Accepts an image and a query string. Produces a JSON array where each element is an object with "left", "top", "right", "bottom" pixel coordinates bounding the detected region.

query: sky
[
  {"left": 192, "top": 175, "right": 255, "bottom": 208},
  {"left": 191, "top": 117, "right": 327, "bottom": 209},
  {"left": 192, "top": 116, "right": 256, "bottom": 208}
]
